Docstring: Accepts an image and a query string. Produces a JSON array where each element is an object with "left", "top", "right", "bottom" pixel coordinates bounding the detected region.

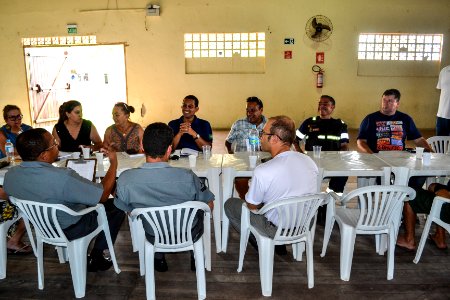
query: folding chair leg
[
  {"left": 306, "top": 234, "right": 314, "bottom": 288},
  {"left": 339, "top": 226, "right": 356, "bottom": 281},
  {"left": 193, "top": 239, "right": 206, "bottom": 299},
  {"left": 145, "top": 243, "right": 156, "bottom": 300},
  {"left": 321, "top": 214, "right": 335, "bottom": 257},
  {"left": 37, "top": 240, "right": 44, "bottom": 290},
  {"left": 413, "top": 212, "right": 434, "bottom": 264},
  {"left": 67, "top": 241, "right": 90, "bottom": 298},
  {"left": 387, "top": 230, "right": 396, "bottom": 280},
  {"left": 258, "top": 238, "right": 275, "bottom": 297},
  {"left": 0, "top": 221, "right": 11, "bottom": 279}
]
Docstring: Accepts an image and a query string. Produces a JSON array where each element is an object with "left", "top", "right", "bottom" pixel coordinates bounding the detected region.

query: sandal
[{"left": 7, "top": 244, "right": 33, "bottom": 255}]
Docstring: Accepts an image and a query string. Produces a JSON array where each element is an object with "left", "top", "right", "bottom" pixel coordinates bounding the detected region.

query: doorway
[{"left": 24, "top": 44, "right": 127, "bottom": 137}]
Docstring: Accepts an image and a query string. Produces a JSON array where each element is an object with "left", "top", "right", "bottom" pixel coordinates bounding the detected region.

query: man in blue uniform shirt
[
  {"left": 168, "top": 95, "right": 213, "bottom": 152},
  {"left": 114, "top": 122, "right": 214, "bottom": 272}
]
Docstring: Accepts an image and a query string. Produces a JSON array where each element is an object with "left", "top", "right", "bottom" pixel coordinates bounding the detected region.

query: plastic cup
[
  {"left": 82, "top": 147, "right": 90, "bottom": 159},
  {"left": 249, "top": 155, "right": 258, "bottom": 169},
  {"left": 72, "top": 152, "right": 80, "bottom": 159},
  {"left": 95, "top": 152, "right": 104, "bottom": 165},
  {"left": 415, "top": 147, "right": 424, "bottom": 159},
  {"left": 313, "top": 145, "right": 322, "bottom": 158},
  {"left": 422, "top": 152, "right": 431, "bottom": 166},
  {"left": 202, "top": 145, "right": 211, "bottom": 159},
  {"left": 188, "top": 154, "right": 197, "bottom": 168}
]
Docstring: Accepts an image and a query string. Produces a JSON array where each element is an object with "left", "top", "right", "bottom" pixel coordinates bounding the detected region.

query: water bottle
[
  {"left": 248, "top": 125, "right": 259, "bottom": 155},
  {"left": 5, "top": 139, "right": 14, "bottom": 162}
]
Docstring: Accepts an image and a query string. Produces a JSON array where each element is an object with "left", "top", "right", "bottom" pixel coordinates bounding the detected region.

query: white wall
[{"left": 0, "top": 0, "right": 449, "bottom": 131}]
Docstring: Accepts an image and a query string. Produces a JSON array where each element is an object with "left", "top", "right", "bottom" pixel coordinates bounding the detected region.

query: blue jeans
[{"left": 436, "top": 117, "right": 450, "bottom": 136}]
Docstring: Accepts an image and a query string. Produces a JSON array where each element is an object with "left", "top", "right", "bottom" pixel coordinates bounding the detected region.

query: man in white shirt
[
  {"left": 224, "top": 115, "right": 318, "bottom": 253},
  {"left": 436, "top": 65, "right": 450, "bottom": 135}
]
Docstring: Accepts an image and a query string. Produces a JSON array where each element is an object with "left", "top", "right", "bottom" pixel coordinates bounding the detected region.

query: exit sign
[
  {"left": 284, "top": 38, "right": 295, "bottom": 45},
  {"left": 67, "top": 24, "right": 77, "bottom": 34}
]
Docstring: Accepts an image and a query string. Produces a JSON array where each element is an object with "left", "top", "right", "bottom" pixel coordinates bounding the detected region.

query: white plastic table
[
  {"left": 308, "top": 151, "right": 391, "bottom": 190},
  {"left": 375, "top": 151, "right": 450, "bottom": 185}
]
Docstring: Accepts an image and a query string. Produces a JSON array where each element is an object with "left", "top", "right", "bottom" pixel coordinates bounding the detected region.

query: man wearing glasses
[
  {"left": 224, "top": 116, "right": 318, "bottom": 254},
  {"left": 168, "top": 95, "right": 213, "bottom": 152},
  {"left": 295, "top": 95, "right": 349, "bottom": 195},
  {"left": 4, "top": 128, "right": 124, "bottom": 272}
]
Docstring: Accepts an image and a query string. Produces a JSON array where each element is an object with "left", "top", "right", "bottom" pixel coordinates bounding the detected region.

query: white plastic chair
[
  {"left": 426, "top": 136, "right": 450, "bottom": 185},
  {"left": 237, "top": 194, "right": 327, "bottom": 296},
  {"left": 0, "top": 210, "right": 35, "bottom": 279},
  {"left": 9, "top": 197, "right": 120, "bottom": 298},
  {"left": 130, "top": 201, "right": 211, "bottom": 300},
  {"left": 320, "top": 185, "right": 415, "bottom": 281},
  {"left": 414, "top": 196, "right": 450, "bottom": 264},
  {"left": 427, "top": 136, "right": 450, "bottom": 154}
]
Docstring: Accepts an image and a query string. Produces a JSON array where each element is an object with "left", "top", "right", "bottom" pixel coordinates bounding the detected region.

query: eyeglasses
[
  {"left": 43, "top": 139, "right": 59, "bottom": 152},
  {"left": 259, "top": 130, "right": 283, "bottom": 141},
  {"left": 7, "top": 114, "right": 23, "bottom": 121}
]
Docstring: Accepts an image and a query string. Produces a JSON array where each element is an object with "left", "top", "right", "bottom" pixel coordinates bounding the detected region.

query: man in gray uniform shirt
[
  {"left": 114, "top": 122, "right": 214, "bottom": 272},
  {"left": 4, "top": 128, "right": 123, "bottom": 272}
]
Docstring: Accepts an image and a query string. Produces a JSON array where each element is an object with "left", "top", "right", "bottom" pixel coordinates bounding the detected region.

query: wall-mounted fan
[{"left": 305, "top": 15, "right": 333, "bottom": 42}]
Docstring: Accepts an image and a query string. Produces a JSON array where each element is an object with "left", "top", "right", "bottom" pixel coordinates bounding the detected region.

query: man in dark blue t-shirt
[
  {"left": 357, "top": 89, "right": 431, "bottom": 153},
  {"left": 168, "top": 95, "right": 213, "bottom": 152}
]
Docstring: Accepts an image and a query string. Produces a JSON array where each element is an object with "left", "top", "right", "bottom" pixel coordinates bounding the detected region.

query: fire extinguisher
[{"left": 312, "top": 65, "right": 324, "bottom": 88}]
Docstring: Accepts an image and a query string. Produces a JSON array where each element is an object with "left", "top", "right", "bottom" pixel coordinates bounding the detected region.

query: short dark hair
[
  {"left": 3, "top": 105, "right": 21, "bottom": 121},
  {"left": 16, "top": 128, "right": 49, "bottom": 161},
  {"left": 268, "top": 116, "right": 296, "bottom": 145},
  {"left": 184, "top": 95, "right": 199, "bottom": 107},
  {"left": 58, "top": 100, "right": 82, "bottom": 124},
  {"left": 246, "top": 96, "right": 263, "bottom": 109},
  {"left": 321, "top": 95, "right": 335, "bottom": 106},
  {"left": 143, "top": 122, "right": 174, "bottom": 158},
  {"left": 382, "top": 89, "right": 401, "bottom": 102},
  {"left": 114, "top": 102, "right": 135, "bottom": 115}
]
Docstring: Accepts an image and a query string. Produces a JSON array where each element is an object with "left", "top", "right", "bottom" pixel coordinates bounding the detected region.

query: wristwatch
[{"left": 194, "top": 133, "right": 200, "bottom": 140}]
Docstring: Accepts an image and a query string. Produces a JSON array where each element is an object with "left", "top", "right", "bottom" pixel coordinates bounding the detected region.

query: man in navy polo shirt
[{"left": 168, "top": 95, "right": 213, "bottom": 152}]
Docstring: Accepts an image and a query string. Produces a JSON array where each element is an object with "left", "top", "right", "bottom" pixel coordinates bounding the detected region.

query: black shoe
[
  {"left": 275, "top": 245, "right": 287, "bottom": 256},
  {"left": 154, "top": 257, "right": 168, "bottom": 272},
  {"left": 87, "top": 254, "right": 113, "bottom": 272},
  {"left": 190, "top": 255, "right": 196, "bottom": 272}
]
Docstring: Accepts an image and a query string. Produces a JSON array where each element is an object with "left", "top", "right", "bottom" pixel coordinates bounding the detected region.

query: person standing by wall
[{"left": 436, "top": 65, "right": 450, "bottom": 135}]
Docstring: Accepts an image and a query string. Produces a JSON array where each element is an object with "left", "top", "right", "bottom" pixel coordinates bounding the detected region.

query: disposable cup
[
  {"left": 415, "top": 147, "right": 424, "bottom": 159},
  {"left": 82, "top": 147, "right": 90, "bottom": 159},
  {"left": 189, "top": 154, "right": 197, "bottom": 168},
  {"left": 249, "top": 155, "right": 258, "bottom": 168},
  {"left": 313, "top": 145, "right": 322, "bottom": 158},
  {"left": 422, "top": 152, "right": 431, "bottom": 166},
  {"left": 95, "top": 152, "right": 104, "bottom": 164},
  {"left": 202, "top": 145, "right": 211, "bottom": 159}
]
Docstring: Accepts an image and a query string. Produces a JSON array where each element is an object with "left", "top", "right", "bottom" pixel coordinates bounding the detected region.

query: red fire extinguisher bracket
[{"left": 312, "top": 65, "right": 324, "bottom": 88}]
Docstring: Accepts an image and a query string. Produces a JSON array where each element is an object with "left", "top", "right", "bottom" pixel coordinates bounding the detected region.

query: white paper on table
[
  {"left": 58, "top": 151, "right": 73, "bottom": 160},
  {"left": 181, "top": 148, "right": 198, "bottom": 156},
  {"left": 66, "top": 159, "right": 97, "bottom": 181}
]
